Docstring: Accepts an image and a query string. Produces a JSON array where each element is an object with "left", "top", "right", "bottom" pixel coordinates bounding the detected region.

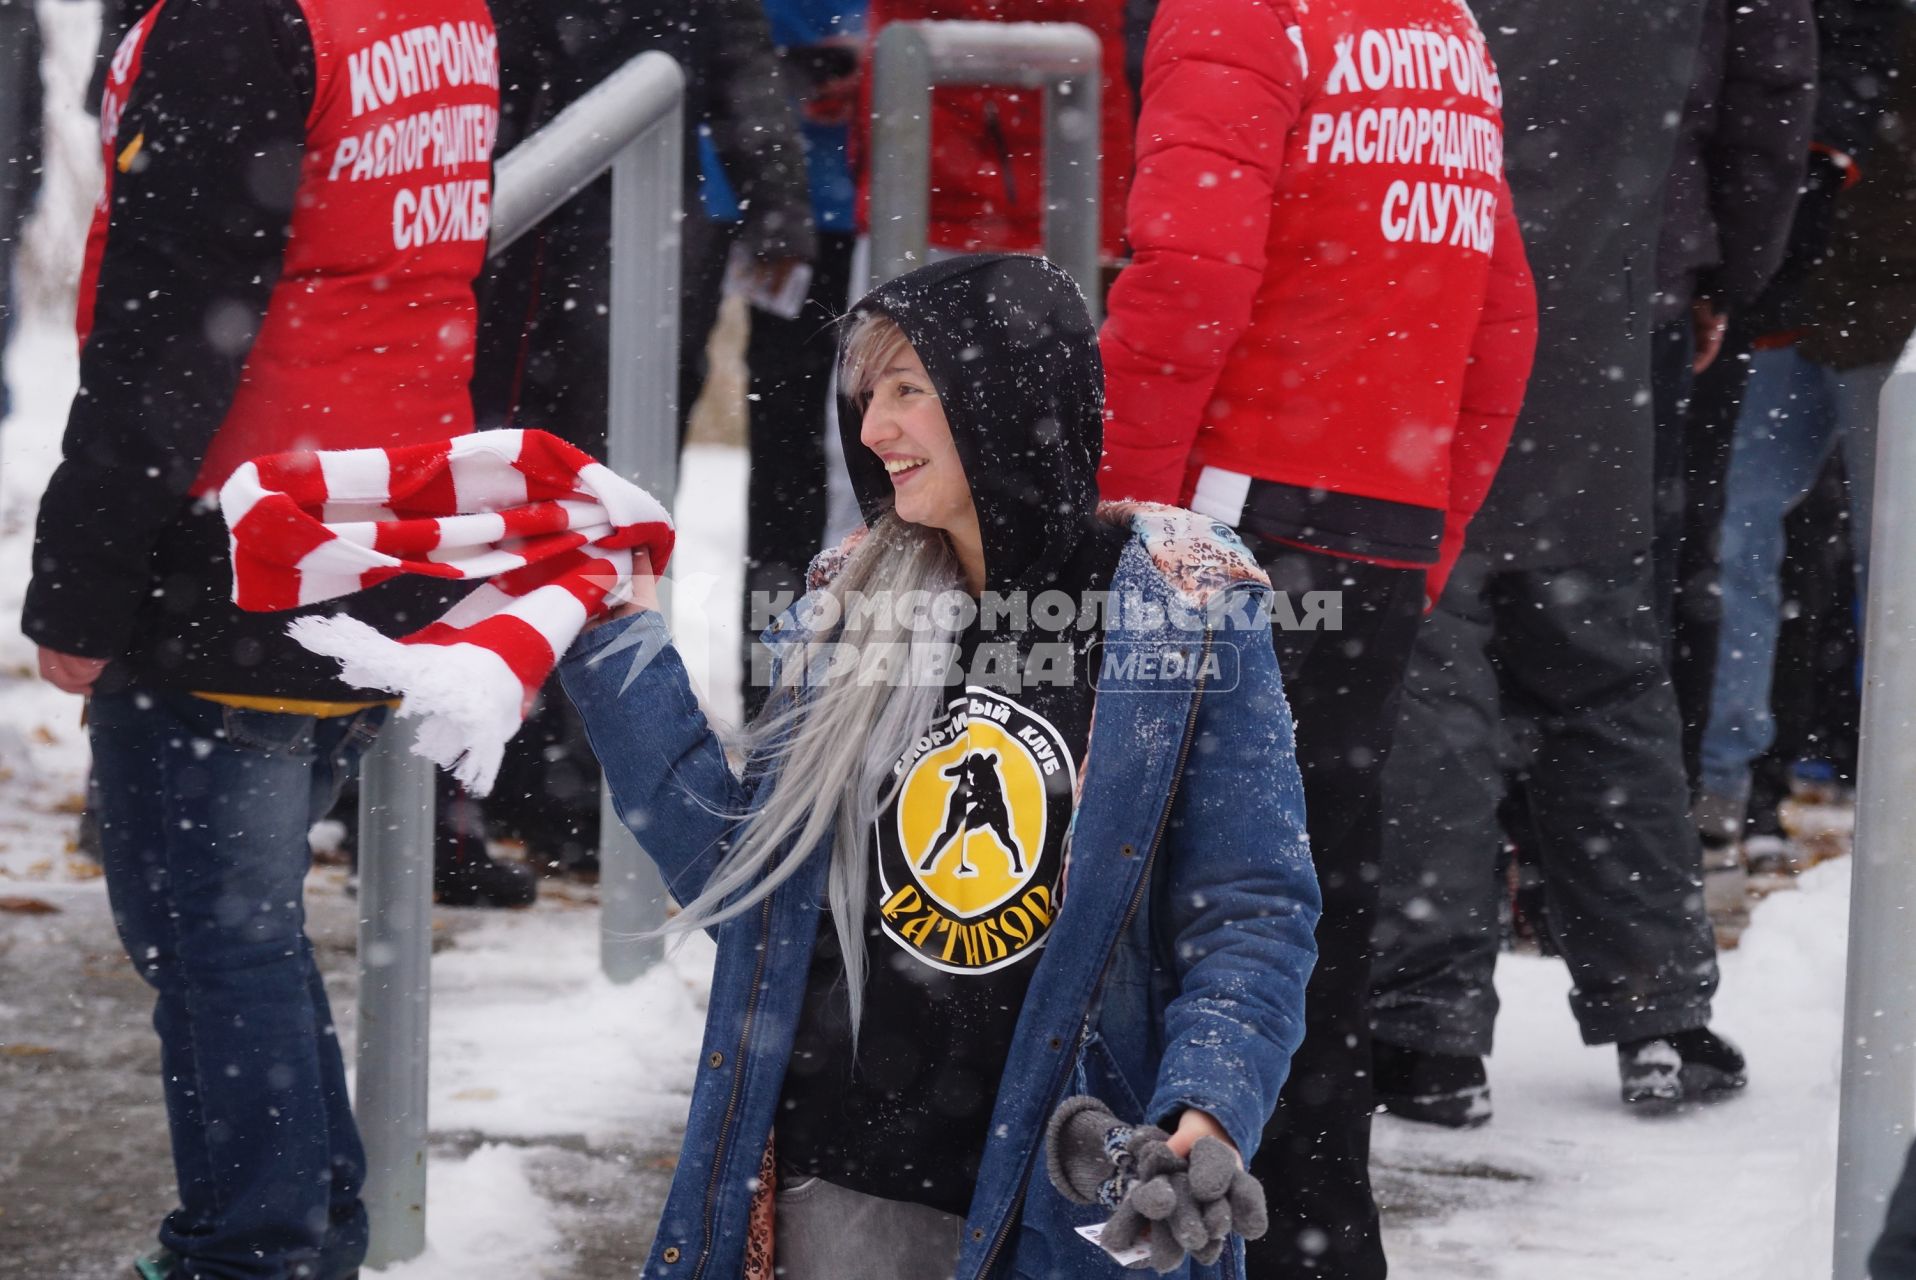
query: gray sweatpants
[
  {"left": 1370, "top": 552, "right": 1720, "bottom": 1055},
  {"left": 774, "top": 1175, "right": 966, "bottom": 1280}
]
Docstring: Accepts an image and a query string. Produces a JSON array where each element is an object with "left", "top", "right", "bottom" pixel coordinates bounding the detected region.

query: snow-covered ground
[{"left": 1375, "top": 861, "right": 1849, "bottom": 1278}]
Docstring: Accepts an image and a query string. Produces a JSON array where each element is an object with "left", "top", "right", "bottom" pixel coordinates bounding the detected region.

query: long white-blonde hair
[{"left": 666, "top": 313, "right": 965, "bottom": 1040}]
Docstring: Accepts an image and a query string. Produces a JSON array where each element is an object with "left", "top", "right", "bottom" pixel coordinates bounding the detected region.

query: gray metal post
[
  {"left": 356, "top": 719, "right": 436, "bottom": 1269},
  {"left": 870, "top": 25, "right": 936, "bottom": 287},
  {"left": 597, "top": 94, "right": 684, "bottom": 984},
  {"left": 350, "top": 52, "right": 690, "bottom": 1269},
  {"left": 1042, "top": 71, "right": 1101, "bottom": 312},
  {"left": 868, "top": 20, "right": 1102, "bottom": 308},
  {"left": 1834, "top": 340, "right": 1916, "bottom": 1276},
  {"left": 491, "top": 49, "right": 687, "bottom": 987}
]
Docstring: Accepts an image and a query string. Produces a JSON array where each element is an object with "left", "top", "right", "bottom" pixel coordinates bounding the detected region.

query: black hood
[{"left": 838, "top": 254, "right": 1105, "bottom": 594}]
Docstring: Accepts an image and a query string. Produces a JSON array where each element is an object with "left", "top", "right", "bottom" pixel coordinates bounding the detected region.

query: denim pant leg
[
  {"left": 90, "top": 690, "right": 380, "bottom": 1280},
  {"left": 1700, "top": 347, "right": 1840, "bottom": 807},
  {"left": 305, "top": 707, "right": 385, "bottom": 1279},
  {"left": 1833, "top": 360, "right": 1892, "bottom": 590}
]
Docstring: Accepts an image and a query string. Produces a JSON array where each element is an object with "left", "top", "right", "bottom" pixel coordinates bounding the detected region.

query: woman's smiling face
[{"left": 857, "top": 341, "right": 975, "bottom": 536}]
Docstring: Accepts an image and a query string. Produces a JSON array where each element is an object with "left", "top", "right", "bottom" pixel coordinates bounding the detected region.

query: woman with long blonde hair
[{"left": 562, "top": 254, "right": 1320, "bottom": 1279}]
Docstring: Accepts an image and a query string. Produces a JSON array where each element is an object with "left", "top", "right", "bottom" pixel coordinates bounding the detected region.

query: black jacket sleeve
[
  {"left": 22, "top": 0, "right": 313, "bottom": 659},
  {"left": 1740, "top": 0, "right": 1902, "bottom": 334},
  {"left": 1701, "top": 0, "right": 1817, "bottom": 306},
  {"left": 702, "top": 0, "right": 817, "bottom": 262},
  {"left": 1812, "top": 0, "right": 1901, "bottom": 164}
]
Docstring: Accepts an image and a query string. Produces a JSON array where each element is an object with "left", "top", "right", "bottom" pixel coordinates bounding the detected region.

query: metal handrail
[
  {"left": 354, "top": 49, "right": 685, "bottom": 1269},
  {"left": 869, "top": 21, "right": 1102, "bottom": 307}
]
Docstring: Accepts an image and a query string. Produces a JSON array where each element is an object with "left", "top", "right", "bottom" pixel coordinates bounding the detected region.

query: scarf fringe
[{"left": 288, "top": 615, "right": 525, "bottom": 795}]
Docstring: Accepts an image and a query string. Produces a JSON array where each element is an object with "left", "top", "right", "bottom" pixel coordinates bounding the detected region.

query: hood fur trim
[
  {"left": 1094, "top": 500, "right": 1271, "bottom": 608},
  {"left": 802, "top": 504, "right": 1268, "bottom": 608}
]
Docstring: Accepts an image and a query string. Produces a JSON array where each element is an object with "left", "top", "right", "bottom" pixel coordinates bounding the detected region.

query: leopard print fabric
[{"left": 743, "top": 1137, "right": 776, "bottom": 1280}]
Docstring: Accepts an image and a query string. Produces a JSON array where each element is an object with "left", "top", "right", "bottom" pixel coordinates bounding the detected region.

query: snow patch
[{"left": 369, "top": 1143, "right": 566, "bottom": 1278}]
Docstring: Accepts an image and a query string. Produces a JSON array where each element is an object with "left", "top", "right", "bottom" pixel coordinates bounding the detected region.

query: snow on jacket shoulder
[{"left": 1100, "top": 0, "right": 1537, "bottom": 594}]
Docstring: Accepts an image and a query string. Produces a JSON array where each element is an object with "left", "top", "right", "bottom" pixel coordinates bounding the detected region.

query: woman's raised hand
[{"left": 586, "top": 549, "right": 660, "bottom": 631}]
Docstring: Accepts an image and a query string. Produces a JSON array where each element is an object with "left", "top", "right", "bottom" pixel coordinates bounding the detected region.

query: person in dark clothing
[
  {"left": 458, "top": 0, "right": 818, "bottom": 892},
  {"left": 1696, "top": 6, "right": 1916, "bottom": 888},
  {"left": 561, "top": 254, "right": 1319, "bottom": 1280},
  {"left": 1649, "top": 0, "right": 1816, "bottom": 633},
  {"left": 1645, "top": 0, "right": 1817, "bottom": 942},
  {"left": 0, "top": 0, "right": 41, "bottom": 423},
  {"left": 23, "top": 2, "right": 499, "bottom": 1275},
  {"left": 1369, "top": 0, "right": 1751, "bottom": 1128},
  {"left": 477, "top": 0, "right": 816, "bottom": 453},
  {"left": 1672, "top": 0, "right": 1904, "bottom": 801},
  {"left": 740, "top": 0, "right": 865, "bottom": 721},
  {"left": 1097, "top": 0, "right": 1537, "bottom": 1272}
]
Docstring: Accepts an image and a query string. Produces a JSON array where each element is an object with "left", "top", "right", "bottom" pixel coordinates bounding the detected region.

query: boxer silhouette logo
[
  {"left": 919, "top": 751, "right": 1026, "bottom": 878},
  {"left": 876, "top": 689, "right": 1074, "bottom": 974}
]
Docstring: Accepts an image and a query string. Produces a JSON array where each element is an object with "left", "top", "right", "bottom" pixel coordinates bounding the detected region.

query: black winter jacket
[
  {"left": 1800, "top": 12, "right": 1916, "bottom": 370},
  {"left": 488, "top": 0, "right": 815, "bottom": 263},
  {"left": 1467, "top": 0, "right": 1708, "bottom": 569},
  {"left": 1655, "top": 0, "right": 1817, "bottom": 325},
  {"left": 1741, "top": 0, "right": 1905, "bottom": 337}
]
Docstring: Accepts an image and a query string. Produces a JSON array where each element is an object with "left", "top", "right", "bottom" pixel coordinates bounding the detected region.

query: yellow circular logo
[{"left": 875, "top": 689, "right": 1074, "bottom": 974}]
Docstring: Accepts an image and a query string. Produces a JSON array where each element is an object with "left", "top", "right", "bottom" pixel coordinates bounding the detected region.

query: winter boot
[
  {"left": 132, "top": 1251, "right": 175, "bottom": 1280},
  {"left": 1374, "top": 1040, "right": 1492, "bottom": 1129},
  {"left": 1744, "top": 833, "right": 1810, "bottom": 878},
  {"left": 434, "top": 841, "right": 538, "bottom": 908},
  {"left": 1617, "top": 1027, "right": 1747, "bottom": 1112},
  {"left": 1700, "top": 840, "right": 1751, "bottom": 949},
  {"left": 1693, "top": 790, "right": 1751, "bottom": 947}
]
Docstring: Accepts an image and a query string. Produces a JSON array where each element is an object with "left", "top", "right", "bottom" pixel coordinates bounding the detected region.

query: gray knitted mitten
[{"left": 1044, "top": 1097, "right": 1270, "bottom": 1273}]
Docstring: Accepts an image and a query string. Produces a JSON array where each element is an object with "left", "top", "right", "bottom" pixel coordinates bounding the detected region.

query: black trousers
[
  {"left": 1370, "top": 553, "right": 1720, "bottom": 1057},
  {"left": 1649, "top": 317, "right": 1696, "bottom": 640},
  {"left": 1244, "top": 544, "right": 1426, "bottom": 1280},
  {"left": 741, "top": 232, "right": 857, "bottom": 719},
  {"left": 1669, "top": 321, "right": 1762, "bottom": 790}
]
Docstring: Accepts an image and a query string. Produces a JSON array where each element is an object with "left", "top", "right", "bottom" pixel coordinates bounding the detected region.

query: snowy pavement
[
  {"left": 0, "top": 308, "right": 1858, "bottom": 1277},
  {"left": 1373, "top": 861, "right": 1848, "bottom": 1278}
]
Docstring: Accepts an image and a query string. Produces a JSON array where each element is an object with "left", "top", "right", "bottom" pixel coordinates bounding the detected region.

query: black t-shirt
[{"left": 775, "top": 521, "right": 1127, "bottom": 1216}]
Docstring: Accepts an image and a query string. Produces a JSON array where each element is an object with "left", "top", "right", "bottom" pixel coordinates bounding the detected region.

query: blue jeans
[
  {"left": 90, "top": 689, "right": 384, "bottom": 1280},
  {"left": 1700, "top": 346, "right": 1888, "bottom": 811}
]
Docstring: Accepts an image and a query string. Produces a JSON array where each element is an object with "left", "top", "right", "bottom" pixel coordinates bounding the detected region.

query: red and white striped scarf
[{"left": 220, "top": 429, "right": 673, "bottom": 795}]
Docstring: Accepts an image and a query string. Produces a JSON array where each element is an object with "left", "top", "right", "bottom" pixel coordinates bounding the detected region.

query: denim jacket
[{"left": 559, "top": 506, "right": 1321, "bottom": 1280}]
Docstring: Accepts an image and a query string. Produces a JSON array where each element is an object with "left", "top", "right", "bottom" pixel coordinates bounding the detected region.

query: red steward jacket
[
  {"left": 1099, "top": 0, "right": 1537, "bottom": 598},
  {"left": 79, "top": 0, "right": 498, "bottom": 498},
  {"left": 24, "top": 0, "right": 497, "bottom": 693},
  {"left": 859, "top": 0, "right": 1133, "bottom": 261}
]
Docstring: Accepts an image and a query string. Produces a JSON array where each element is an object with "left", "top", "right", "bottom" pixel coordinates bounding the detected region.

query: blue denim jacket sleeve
[
  {"left": 558, "top": 610, "right": 747, "bottom": 905},
  {"left": 1143, "top": 610, "right": 1322, "bottom": 1159}
]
